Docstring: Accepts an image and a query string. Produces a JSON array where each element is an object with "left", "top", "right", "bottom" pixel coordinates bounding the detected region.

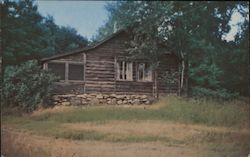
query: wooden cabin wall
[
  {"left": 84, "top": 33, "right": 126, "bottom": 93},
  {"left": 43, "top": 32, "right": 180, "bottom": 96},
  {"left": 84, "top": 32, "right": 154, "bottom": 95}
]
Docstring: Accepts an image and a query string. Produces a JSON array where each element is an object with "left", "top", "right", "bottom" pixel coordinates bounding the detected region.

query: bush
[
  {"left": 191, "top": 86, "right": 239, "bottom": 100},
  {"left": 2, "top": 60, "right": 58, "bottom": 112}
]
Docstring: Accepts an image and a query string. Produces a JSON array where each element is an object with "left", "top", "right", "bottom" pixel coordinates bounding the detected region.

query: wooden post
[
  {"left": 65, "top": 62, "right": 69, "bottom": 83},
  {"left": 155, "top": 71, "right": 158, "bottom": 99},
  {"left": 153, "top": 70, "right": 158, "bottom": 99},
  {"left": 83, "top": 53, "right": 86, "bottom": 93},
  {"left": 178, "top": 63, "right": 181, "bottom": 96},
  {"left": 114, "top": 56, "right": 117, "bottom": 94},
  {"left": 43, "top": 62, "right": 48, "bottom": 70}
]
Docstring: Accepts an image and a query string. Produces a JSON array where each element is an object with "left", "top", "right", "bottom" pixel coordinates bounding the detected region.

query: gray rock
[
  {"left": 70, "top": 97, "right": 82, "bottom": 106},
  {"left": 111, "top": 98, "right": 117, "bottom": 105},
  {"left": 142, "top": 98, "right": 148, "bottom": 102},
  {"left": 117, "top": 100, "right": 123, "bottom": 105},
  {"left": 76, "top": 94, "right": 87, "bottom": 98},
  {"left": 81, "top": 100, "right": 88, "bottom": 105},
  {"left": 145, "top": 101, "right": 150, "bottom": 105},
  {"left": 116, "top": 95, "right": 125, "bottom": 99},
  {"left": 62, "top": 102, "right": 70, "bottom": 106},
  {"left": 134, "top": 99, "right": 140, "bottom": 105},
  {"left": 96, "top": 94, "right": 103, "bottom": 99},
  {"left": 123, "top": 100, "right": 128, "bottom": 104}
]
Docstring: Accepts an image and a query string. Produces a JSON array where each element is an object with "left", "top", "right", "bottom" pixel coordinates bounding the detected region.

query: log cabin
[{"left": 41, "top": 29, "right": 181, "bottom": 99}]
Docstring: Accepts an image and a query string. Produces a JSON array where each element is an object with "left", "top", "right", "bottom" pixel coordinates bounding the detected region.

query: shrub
[
  {"left": 191, "top": 86, "right": 239, "bottom": 100},
  {"left": 2, "top": 60, "right": 58, "bottom": 112}
]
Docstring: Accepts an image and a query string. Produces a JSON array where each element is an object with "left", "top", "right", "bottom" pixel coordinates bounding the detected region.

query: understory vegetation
[{"left": 2, "top": 60, "right": 58, "bottom": 112}]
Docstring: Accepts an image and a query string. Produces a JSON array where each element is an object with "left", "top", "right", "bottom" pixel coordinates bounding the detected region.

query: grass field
[{"left": 1, "top": 96, "right": 250, "bottom": 157}]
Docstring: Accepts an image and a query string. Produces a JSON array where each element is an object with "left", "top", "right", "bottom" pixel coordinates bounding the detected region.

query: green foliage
[
  {"left": 1, "top": 0, "right": 88, "bottom": 65},
  {"left": 44, "top": 16, "right": 88, "bottom": 54},
  {"left": 161, "top": 71, "right": 180, "bottom": 85},
  {"left": 191, "top": 87, "right": 239, "bottom": 100},
  {"left": 97, "top": 1, "right": 249, "bottom": 96},
  {"left": 2, "top": 60, "right": 58, "bottom": 112},
  {"left": 189, "top": 62, "right": 223, "bottom": 89}
]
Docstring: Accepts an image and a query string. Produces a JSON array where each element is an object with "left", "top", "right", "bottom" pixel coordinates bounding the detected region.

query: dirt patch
[{"left": 1, "top": 126, "right": 202, "bottom": 157}]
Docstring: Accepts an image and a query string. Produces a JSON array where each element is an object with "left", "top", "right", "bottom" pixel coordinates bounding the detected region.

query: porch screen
[
  {"left": 68, "top": 64, "right": 84, "bottom": 80},
  {"left": 48, "top": 62, "right": 65, "bottom": 80}
]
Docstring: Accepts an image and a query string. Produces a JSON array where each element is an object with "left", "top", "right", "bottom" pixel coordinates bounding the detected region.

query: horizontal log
[
  {"left": 116, "top": 85, "right": 152, "bottom": 89},
  {"left": 85, "top": 84, "right": 115, "bottom": 88},
  {"left": 115, "top": 91, "right": 153, "bottom": 95},
  {"left": 86, "top": 60, "right": 114, "bottom": 64},
  {"left": 116, "top": 81, "right": 153, "bottom": 86},
  {"left": 116, "top": 86, "right": 152, "bottom": 91},
  {"left": 86, "top": 88, "right": 115, "bottom": 93},
  {"left": 86, "top": 71, "right": 114, "bottom": 75},
  {"left": 87, "top": 56, "right": 114, "bottom": 61},
  {"left": 85, "top": 81, "right": 115, "bottom": 85},
  {"left": 85, "top": 74, "right": 115, "bottom": 78},
  {"left": 86, "top": 78, "right": 115, "bottom": 81},
  {"left": 86, "top": 67, "right": 114, "bottom": 71}
]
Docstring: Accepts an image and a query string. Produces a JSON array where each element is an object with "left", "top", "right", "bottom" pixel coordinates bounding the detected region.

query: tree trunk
[{"left": 180, "top": 50, "right": 185, "bottom": 95}]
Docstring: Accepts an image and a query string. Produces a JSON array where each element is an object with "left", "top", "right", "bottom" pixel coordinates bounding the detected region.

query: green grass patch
[{"left": 9, "top": 96, "right": 247, "bottom": 128}]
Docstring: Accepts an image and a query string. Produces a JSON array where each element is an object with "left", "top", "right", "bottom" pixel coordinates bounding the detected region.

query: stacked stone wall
[{"left": 52, "top": 94, "right": 154, "bottom": 106}]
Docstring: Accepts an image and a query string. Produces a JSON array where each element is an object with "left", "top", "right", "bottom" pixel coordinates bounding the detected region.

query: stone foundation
[{"left": 52, "top": 94, "right": 154, "bottom": 106}]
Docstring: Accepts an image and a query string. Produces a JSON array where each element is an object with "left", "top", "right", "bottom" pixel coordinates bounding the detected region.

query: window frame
[
  {"left": 116, "top": 60, "right": 133, "bottom": 81},
  {"left": 137, "top": 62, "right": 153, "bottom": 82},
  {"left": 68, "top": 63, "right": 85, "bottom": 81},
  {"left": 47, "top": 62, "right": 66, "bottom": 81},
  {"left": 45, "top": 60, "right": 85, "bottom": 83}
]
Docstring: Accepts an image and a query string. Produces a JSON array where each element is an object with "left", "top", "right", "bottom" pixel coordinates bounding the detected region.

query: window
[
  {"left": 69, "top": 64, "right": 84, "bottom": 80},
  {"left": 116, "top": 61, "right": 133, "bottom": 80},
  {"left": 47, "top": 62, "right": 84, "bottom": 82},
  {"left": 48, "top": 63, "right": 65, "bottom": 80},
  {"left": 137, "top": 63, "right": 152, "bottom": 81}
]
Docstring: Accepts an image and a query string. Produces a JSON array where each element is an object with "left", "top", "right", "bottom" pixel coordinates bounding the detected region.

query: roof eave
[{"left": 41, "top": 29, "right": 126, "bottom": 62}]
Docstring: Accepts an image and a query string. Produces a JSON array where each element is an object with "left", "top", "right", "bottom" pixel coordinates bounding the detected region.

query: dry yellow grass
[
  {"left": 1, "top": 126, "right": 202, "bottom": 157},
  {"left": 62, "top": 120, "right": 250, "bottom": 141},
  {"left": 31, "top": 105, "right": 77, "bottom": 116}
]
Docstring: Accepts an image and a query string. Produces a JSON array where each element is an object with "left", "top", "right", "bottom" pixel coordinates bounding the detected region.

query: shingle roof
[{"left": 41, "top": 29, "right": 126, "bottom": 62}]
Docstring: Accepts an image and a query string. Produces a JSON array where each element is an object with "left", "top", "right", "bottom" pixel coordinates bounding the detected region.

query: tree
[
  {"left": 43, "top": 16, "right": 88, "bottom": 54},
  {"left": 2, "top": 60, "right": 58, "bottom": 112},
  {"left": 97, "top": 1, "right": 249, "bottom": 96},
  {"left": 1, "top": 0, "right": 89, "bottom": 66},
  {"left": 1, "top": 0, "right": 54, "bottom": 65}
]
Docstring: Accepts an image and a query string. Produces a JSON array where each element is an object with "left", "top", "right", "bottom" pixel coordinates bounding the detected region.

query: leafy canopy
[
  {"left": 94, "top": 1, "right": 249, "bottom": 96},
  {"left": 1, "top": 0, "right": 88, "bottom": 66}
]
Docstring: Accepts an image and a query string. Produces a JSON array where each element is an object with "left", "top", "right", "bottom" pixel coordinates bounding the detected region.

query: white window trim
[
  {"left": 137, "top": 63, "right": 153, "bottom": 82},
  {"left": 116, "top": 61, "right": 133, "bottom": 81}
]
